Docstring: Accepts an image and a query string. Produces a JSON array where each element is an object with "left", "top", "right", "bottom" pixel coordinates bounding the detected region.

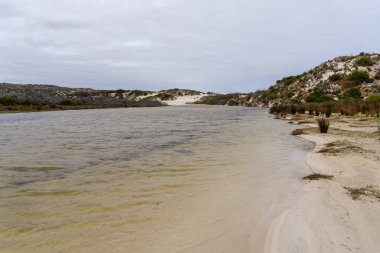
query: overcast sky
[{"left": 1, "top": 0, "right": 379, "bottom": 93}]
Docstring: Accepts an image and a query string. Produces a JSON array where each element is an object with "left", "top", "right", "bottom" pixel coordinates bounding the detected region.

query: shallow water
[{"left": 0, "top": 106, "right": 312, "bottom": 253}]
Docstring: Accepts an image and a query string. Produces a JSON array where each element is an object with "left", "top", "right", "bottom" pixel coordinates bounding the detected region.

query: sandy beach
[{"left": 265, "top": 115, "right": 380, "bottom": 253}]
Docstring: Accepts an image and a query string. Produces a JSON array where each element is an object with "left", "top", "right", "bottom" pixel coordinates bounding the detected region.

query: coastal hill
[
  {"left": 0, "top": 83, "right": 209, "bottom": 110},
  {"left": 198, "top": 53, "right": 380, "bottom": 107}
]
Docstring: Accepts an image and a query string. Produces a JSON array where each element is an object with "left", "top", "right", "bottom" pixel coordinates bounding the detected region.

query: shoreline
[{"left": 265, "top": 115, "right": 380, "bottom": 252}]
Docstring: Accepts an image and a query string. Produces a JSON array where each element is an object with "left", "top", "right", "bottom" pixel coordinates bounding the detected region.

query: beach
[{"left": 265, "top": 115, "right": 380, "bottom": 252}]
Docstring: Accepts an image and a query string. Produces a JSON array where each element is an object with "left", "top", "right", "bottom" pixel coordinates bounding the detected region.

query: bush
[
  {"left": 329, "top": 73, "right": 342, "bottom": 82},
  {"left": 0, "top": 96, "right": 19, "bottom": 105},
  {"left": 343, "top": 88, "right": 362, "bottom": 101},
  {"left": 355, "top": 56, "right": 375, "bottom": 66},
  {"left": 366, "top": 95, "right": 380, "bottom": 102},
  {"left": 281, "top": 75, "right": 300, "bottom": 85},
  {"left": 348, "top": 70, "right": 371, "bottom": 83},
  {"left": 306, "top": 88, "right": 334, "bottom": 103},
  {"left": 317, "top": 117, "right": 330, "bottom": 133}
]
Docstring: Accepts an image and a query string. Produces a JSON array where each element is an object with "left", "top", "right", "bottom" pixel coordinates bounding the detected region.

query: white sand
[
  {"left": 162, "top": 94, "right": 207, "bottom": 105},
  {"left": 265, "top": 117, "right": 380, "bottom": 253}
]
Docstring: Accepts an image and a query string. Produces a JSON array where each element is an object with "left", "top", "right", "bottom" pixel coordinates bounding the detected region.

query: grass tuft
[
  {"left": 344, "top": 185, "right": 380, "bottom": 200},
  {"left": 317, "top": 117, "right": 330, "bottom": 133}
]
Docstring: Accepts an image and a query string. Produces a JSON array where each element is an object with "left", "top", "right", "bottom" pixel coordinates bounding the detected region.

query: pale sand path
[{"left": 265, "top": 118, "right": 380, "bottom": 253}]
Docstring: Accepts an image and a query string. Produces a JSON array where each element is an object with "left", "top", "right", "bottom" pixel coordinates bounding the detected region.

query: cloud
[{"left": 0, "top": 0, "right": 379, "bottom": 92}]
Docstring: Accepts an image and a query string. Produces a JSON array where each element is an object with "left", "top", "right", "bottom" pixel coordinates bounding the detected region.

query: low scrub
[
  {"left": 270, "top": 101, "right": 380, "bottom": 117},
  {"left": 348, "top": 70, "right": 371, "bottom": 83},
  {"left": 355, "top": 56, "right": 375, "bottom": 67},
  {"left": 328, "top": 73, "right": 343, "bottom": 82},
  {"left": 344, "top": 185, "right": 380, "bottom": 200}
]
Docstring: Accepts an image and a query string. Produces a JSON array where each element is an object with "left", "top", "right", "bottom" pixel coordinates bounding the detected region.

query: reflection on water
[{"left": 0, "top": 106, "right": 311, "bottom": 253}]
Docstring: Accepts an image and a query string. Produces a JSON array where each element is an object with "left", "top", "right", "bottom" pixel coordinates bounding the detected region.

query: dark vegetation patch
[
  {"left": 329, "top": 73, "right": 343, "bottom": 82},
  {"left": 302, "top": 173, "right": 334, "bottom": 180},
  {"left": 348, "top": 70, "right": 371, "bottom": 83},
  {"left": 317, "top": 141, "right": 364, "bottom": 155},
  {"left": 194, "top": 93, "right": 247, "bottom": 106},
  {"left": 291, "top": 128, "right": 307, "bottom": 135},
  {"left": 344, "top": 185, "right": 380, "bottom": 200},
  {"left": 317, "top": 117, "right": 330, "bottom": 133},
  {"left": 355, "top": 56, "right": 375, "bottom": 67},
  {"left": 306, "top": 88, "right": 334, "bottom": 103},
  {"left": 270, "top": 102, "right": 380, "bottom": 117}
]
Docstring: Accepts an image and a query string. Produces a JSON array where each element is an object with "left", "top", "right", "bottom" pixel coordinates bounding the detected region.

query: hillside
[
  {"left": 197, "top": 53, "right": 380, "bottom": 107},
  {"left": 254, "top": 53, "right": 380, "bottom": 106},
  {"left": 0, "top": 84, "right": 207, "bottom": 112}
]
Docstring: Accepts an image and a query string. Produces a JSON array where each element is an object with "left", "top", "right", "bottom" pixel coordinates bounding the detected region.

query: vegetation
[
  {"left": 57, "top": 99, "right": 80, "bottom": 106},
  {"left": 344, "top": 185, "right": 380, "bottom": 200},
  {"left": 302, "top": 173, "right": 334, "bottom": 180},
  {"left": 348, "top": 70, "right": 371, "bottom": 83},
  {"left": 270, "top": 101, "right": 380, "bottom": 117},
  {"left": 355, "top": 56, "right": 375, "bottom": 67},
  {"left": 366, "top": 95, "right": 380, "bottom": 102},
  {"left": 329, "top": 73, "right": 343, "bottom": 82},
  {"left": 280, "top": 75, "right": 302, "bottom": 86},
  {"left": 317, "top": 117, "right": 330, "bottom": 133},
  {"left": 317, "top": 141, "right": 364, "bottom": 155},
  {"left": 194, "top": 93, "right": 246, "bottom": 105},
  {"left": 342, "top": 88, "right": 362, "bottom": 101},
  {"left": 0, "top": 95, "right": 164, "bottom": 113},
  {"left": 305, "top": 88, "right": 334, "bottom": 103}
]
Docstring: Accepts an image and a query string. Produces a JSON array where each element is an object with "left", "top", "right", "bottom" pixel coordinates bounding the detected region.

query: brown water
[{"left": 0, "top": 106, "right": 311, "bottom": 253}]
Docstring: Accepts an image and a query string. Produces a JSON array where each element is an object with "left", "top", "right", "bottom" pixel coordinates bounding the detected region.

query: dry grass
[
  {"left": 317, "top": 141, "right": 364, "bottom": 155},
  {"left": 317, "top": 117, "right": 330, "bottom": 133},
  {"left": 302, "top": 173, "right": 334, "bottom": 180},
  {"left": 344, "top": 185, "right": 380, "bottom": 200}
]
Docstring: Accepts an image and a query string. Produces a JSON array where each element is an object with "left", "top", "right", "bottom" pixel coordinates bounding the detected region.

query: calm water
[{"left": 0, "top": 106, "right": 311, "bottom": 253}]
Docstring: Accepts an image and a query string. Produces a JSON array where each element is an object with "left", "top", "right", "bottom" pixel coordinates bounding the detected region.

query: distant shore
[{"left": 266, "top": 114, "right": 380, "bottom": 252}]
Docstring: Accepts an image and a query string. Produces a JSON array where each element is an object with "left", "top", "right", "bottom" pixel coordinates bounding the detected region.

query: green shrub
[
  {"left": 306, "top": 88, "right": 334, "bottom": 103},
  {"left": 0, "top": 96, "right": 19, "bottom": 105},
  {"left": 348, "top": 70, "right": 371, "bottom": 83},
  {"left": 343, "top": 88, "right": 362, "bottom": 101},
  {"left": 329, "top": 73, "right": 342, "bottom": 82},
  {"left": 355, "top": 56, "right": 375, "bottom": 66},
  {"left": 366, "top": 95, "right": 380, "bottom": 102},
  {"left": 282, "top": 75, "right": 300, "bottom": 85}
]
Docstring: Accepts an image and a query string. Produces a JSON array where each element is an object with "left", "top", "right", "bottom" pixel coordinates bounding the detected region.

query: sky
[{"left": 1, "top": 0, "right": 380, "bottom": 93}]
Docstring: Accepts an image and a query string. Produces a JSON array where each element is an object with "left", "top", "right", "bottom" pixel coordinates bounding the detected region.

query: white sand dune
[{"left": 162, "top": 94, "right": 207, "bottom": 105}]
